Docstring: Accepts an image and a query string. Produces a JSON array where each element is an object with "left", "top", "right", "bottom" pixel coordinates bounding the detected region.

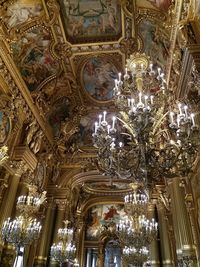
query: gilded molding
[
  {"left": 12, "top": 146, "right": 38, "bottom": 171},
  {"left": 0, "top": 39, "right": 54, "bottom": 149}
]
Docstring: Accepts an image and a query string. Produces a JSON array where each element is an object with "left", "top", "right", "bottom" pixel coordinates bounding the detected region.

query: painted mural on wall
[
  {"left": 139, "top": 19, "right": 170, "bottom": 68},
  {"left": 86, "top": 204, "right": 127, "bottom": 240},
  {"left": 87, "top": 181, "right": 130, "bottom": 191},
  {"left": 48, "top": 96, "right": 70, "bottom": 137},
  {"left": 0, "top": 111, "right": 10, "bottom": 144},
  {"left": 82, "top": 57, "right": 118, "bottom": 101},
  {"left": 59, "top": 0, "right": 121, "bottom": 42},
  {"left": 11, "top": 27, "right": 59, "bottom": 92},
  {"left": 3, "top": 0, "right": 43, "bottom": 28},
  {"left": 146, "top": 0, "right": 171, "bottom": 11}
]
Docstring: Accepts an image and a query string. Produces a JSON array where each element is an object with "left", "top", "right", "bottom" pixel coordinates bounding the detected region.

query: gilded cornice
[
  {"left": 12, "top": 145, "right": 38, "bottom": 171},
  {"left": 46, "top": 185, "right": 71, "bottom": 199}
]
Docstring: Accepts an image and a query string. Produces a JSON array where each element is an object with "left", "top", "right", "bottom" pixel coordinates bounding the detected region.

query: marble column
[
  {"left": 52, "top": 200, "right": 67, "bottom": 243},
  {"left": 49, "top": 199, "right": 67, "bottom": 267},
  {"left": 157, "top": 202, "right": 174, "bottom": 267},
  {"left": 148, "top": 204, "right": 160, "bottom": 267},
  {"left": 0, "top": 172, "right": 9, "bottom": 206},
  {"left": 184, "top": 178, "right": 200, "bottom": 267},
  {"left": 76, "top": 210, "right": 86, "bottom": 267},
  {"left": 168, "top": 178, "right": 197, "bottom": 266},
  {"left": 0, "top": 163, "right": 25, "bottom": 264},
  {"left": 98, "top": 241, "right": 104, "bottom": 267},
  {"left": 34, "top": 199, "right": 56, "bottom": 267}
]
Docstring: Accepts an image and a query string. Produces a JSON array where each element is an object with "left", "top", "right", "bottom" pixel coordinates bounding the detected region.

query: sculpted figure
[
  {"left": 0, "top": 115, "right": 7, "bottom": 143},
  {"left": 30, "top": 130, "right": 44, "bottom": 154},
  {"left": 26, "top": 121, "right": 38, "bottom": 145}
]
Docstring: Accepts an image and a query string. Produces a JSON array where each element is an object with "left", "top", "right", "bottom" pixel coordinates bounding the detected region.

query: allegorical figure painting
[
  {"left": 59, "top": 0, "right": 121, "bottom": 42},
  {"left": 82, "top": 57, "right": 118, "bottom": 101},
  {"left": 12, "top": 27, "right": 59, "bottom": 92},
  {"left": 146, "top": 0, "right": 171, "bottom": 11},
  {"left": 0, "top": 112, "right": 10, "bottom": 144},
  {"left": 4, "top": 0, "right": 43, "bottom": 28},
  {"left": 86, "top": 204, "right": 127, "bottom": 240},
  {"left": 139, "top": 19, "right": 170, "bottom": 68}
]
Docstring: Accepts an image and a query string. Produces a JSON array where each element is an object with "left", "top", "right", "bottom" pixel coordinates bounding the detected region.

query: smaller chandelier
[
  {"left": 124, "top": 183, "right": 149, "bottom": 216},
  {"left": 17, "top": 195, "right": 42, "bottom": 216},
  {"left": 116, "top": 215, "right": 158, "bottom": 247},
  {"left": 57, "top": 226, "right": 73, "bottom": 242},
  {"left": 1, "top": 216, "right": 41, "bottom": 247},
  {"left": 123, "top": 245, "right": 149, "bottom": 267},
  {"left": 1, "top": 190, "right": 45, "bottom": 267},
  {"left": 50, "top": 242, "right": 76, "bottom": 267},
  {"left": 50, "top": 221, "right": 76, "bottom": 267}
]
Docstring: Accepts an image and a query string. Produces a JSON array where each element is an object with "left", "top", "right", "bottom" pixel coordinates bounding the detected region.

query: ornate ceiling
[{"left": 0, "top": 0, "right": 200, "bottom": 202}]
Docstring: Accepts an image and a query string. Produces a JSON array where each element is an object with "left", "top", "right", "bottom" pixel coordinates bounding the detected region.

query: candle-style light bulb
[
  {"left": 139, "top": 92, "right": 142, "bottom": 104},
  {"left": 150, "top": 95, "right": 154, "bottom": 105},
  {"left": 98, "top": 114, "right": 102, "bottom": 125},
  {"left": 191, "top": 113, "right": 195, "bottom": 127},
  {"left": 178, "top": 103, "right": 183, "bottom": 116},
  {"left": 118, "top": 72, "right": 121, "bottom": 82},
  {"left": 103, "top": 111, "right": 107, "bottom": 122},
  {"left": 94, "top": 122, "right": 98, "bottom": 134},
  {"left": 184, "top": 105, "right": 188, "bottom": 118},
  {"left": 112, "top": 116, "right": 116, "bottom": 130},
  {"left": 144, "top": 95, "right": 148, "bottom": 106},
  {"left": 107, "top": 125, "right": 111, "bottom": 134},
  {"left": 170, "top": 111, "right": 174, "bottom": 124}
]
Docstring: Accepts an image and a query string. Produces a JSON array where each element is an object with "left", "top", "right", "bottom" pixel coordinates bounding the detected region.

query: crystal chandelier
[
  {"left": 1, "top": 216, "right": 41, "bottom": 247},
  {"left": 50, "top": 242, "right": 76, "bottom": 267},
  {"left": 92, "top": 53, "right": 199, "bottom": 182},
  {"left": 50, "top": 221, "right": 77, "bottom": 267},
  {"left": 123, "top": 245, "right": 149, "bottom": 267},
  {"left": 1, "top": 192, "right": 45, "bottom": 267},
  {"left": 17, "top": 195, "right": 42, "bottom": 216},
  {"left": 116, "top": 214, "right": 158, "bottom": 248},
  {"left": 124, "top": 183, "right": 149, "bottom": 216}
]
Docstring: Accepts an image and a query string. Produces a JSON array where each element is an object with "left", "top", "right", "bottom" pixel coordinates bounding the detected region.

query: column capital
[
  {"left": 12, "top": 160, "right": 29, "bottom": 177},
  {"left": 55, "top": 199, "right": 68, "bottom": 210}
]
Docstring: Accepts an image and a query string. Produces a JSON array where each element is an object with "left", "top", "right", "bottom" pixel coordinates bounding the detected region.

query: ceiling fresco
[
  {"left": 82, "top": 56, "right": 118, "bottom": 102},
  {"left": 0, "top": 0, "right": 199, "bottom": 192},
  {"left": 11, "top": 26, "right": 60, "bottom": 91},
  {"left": 59, "top": 0, "right": 122, "bottom": 43},
  {"left": 2, "top": 0, "right": 44, "bottom": 29}
]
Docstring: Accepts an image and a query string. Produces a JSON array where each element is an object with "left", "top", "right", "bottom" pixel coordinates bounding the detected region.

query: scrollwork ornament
[
  {"left": 0, "top": 145, "right": 9, "bottom": 165},
  {"left": 53, "top": 42, "right": 72, "bottom": 59},
  {"left": 119, "top": 37, "right": 137, "bottom": 56},
  {"left": 9, "top": 160, "right": 29, "bottom": 176},
  {"left": 45, "top": 0, "right": 60, "bottom": 27}
]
